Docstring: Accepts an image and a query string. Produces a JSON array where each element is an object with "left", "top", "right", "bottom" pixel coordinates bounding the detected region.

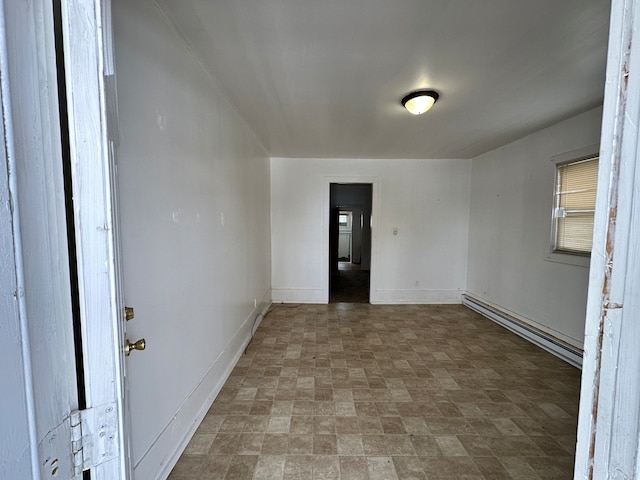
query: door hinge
[
  {"left": 39, "top": 402, "right": 119, "bottom": 478},
  {"left": 70, "top": 402, "right": 119, "bottom": 474}
]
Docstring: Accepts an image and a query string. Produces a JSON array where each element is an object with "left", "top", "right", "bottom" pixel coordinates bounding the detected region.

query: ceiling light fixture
[{"left": 401, "top": 89, "right": 439, "bottom": 115}]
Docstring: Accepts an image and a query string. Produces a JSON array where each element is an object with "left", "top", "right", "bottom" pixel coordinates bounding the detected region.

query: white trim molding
[
  {"left": 372, "top": 289, "right": 463, "bottom": 305},
  {"left": 272, "top": 288, "right": 327, "bottom": 304}
]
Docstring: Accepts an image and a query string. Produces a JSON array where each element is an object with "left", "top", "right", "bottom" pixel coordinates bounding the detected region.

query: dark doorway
[{"left": 329, "top": 184, "right": 372, "bottom": 303}]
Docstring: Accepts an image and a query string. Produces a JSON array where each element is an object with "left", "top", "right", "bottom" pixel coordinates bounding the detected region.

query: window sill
[{"left": 544, "top": 252, "right": 591, "bottom": 268}]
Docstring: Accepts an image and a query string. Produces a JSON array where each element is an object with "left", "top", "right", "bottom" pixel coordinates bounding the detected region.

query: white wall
[
  {"left": 271, "top": 158, "right": 471, "bottom": 304},
  {"left": 113, "top": 0, "right": 271, "bottom": 477},
  {"left": 467, "top": 107, "right": 603, "bottom": 350}
]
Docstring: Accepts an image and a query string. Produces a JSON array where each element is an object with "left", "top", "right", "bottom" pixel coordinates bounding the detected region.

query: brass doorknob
[{"left": 125, "top": 338, "right": 146, "bottom": 356}]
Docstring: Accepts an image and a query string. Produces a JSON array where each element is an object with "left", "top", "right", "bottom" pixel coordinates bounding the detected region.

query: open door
[
  {"left": 1, "top": 0, "right": 127, "bottom": 478},
  {"left": 329, "top": 206, "right": 340, "bottom": 282},
  {"left": 0, "top": 2, "right": 82, "bottom": 478}
]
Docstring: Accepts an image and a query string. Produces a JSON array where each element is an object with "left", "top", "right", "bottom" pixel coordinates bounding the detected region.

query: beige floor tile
[
  {"left": 219, "top": 416, "right": 247, "bottom": 433},
  {"left": 253, "top": 455, "right": 286, "bottom": 480},
  {"left": 433, "top": 435, "right": 468, "bottom": 457},
  {"left": 313, "top": 455, "right": 340, "bottom": 480},
  {"left": 199, "top": 455, "right": 232, "bottom": 478},
  {"left": 337, "top": 434, "right": 364, "bottom": 455},
  {"left": 267, "top": 416, "right": 291, "bottom": 433},
  {"left": 169, "top": 454, "right": 205, "bottom": 478},
  {"left": 235, "top": 433, "right": 263, "bottom": 455},
  {"left": 392, "top": 456, "right": 427, "bottom": 480},
  {"left": 401, "top": 417, "right": 430, "bottom": 435},
  {"left": 387, "top": 435, "right": 417, "bottom": 456},
  {"left": 170, "top": 304, "right": 580, "bottom": 479},
  {"left": 490, "top": 418, "right": 526, "bottom": 436},
  {"left": 196, "top": 415, "right": 226, "bottom": 433},
  {"left": 498, "top": 456, "right": 543, "bottom": 479},
  {"left": 184, "top": 433, "right": 216, "bottom": 455},
  {"left": 262, "top": 434, "right": 289, "bottom": 455},
  {"left": 335, "top": 416, "right": 360, "bottom": 434},
  {"left": 209, "top": 434, "right": 241, "bottom": 455},
  {"left": 381, "top": 417, "right": 406, "bottom": 434},
  {"left": 287, "top": 434, "right": 314, "bottom": 455},
  {"left": 314, "top": 416, "right": 336, "bottom": 434},
  {"left": 242, "top": 415, "right": 269, "bottom": 433},
  {"left": 283, "top": 455, "right": 313, "bottom": 479},
  {"left": 339, "top": 456, "right": 370, "bottom": 480},
  {"left": 313, "top": 434, "right": 338, "bottom": 455},
  {"left": 224, "top": 455, "right": 258, "bottom": 480},
  {"left": 358, "top": 417, "right": 384, "bottom": 434},
  {"left": 335, "top": 401, "right": 357, "bottom": 416},
  {"left": 367, "top": 456, "right": 399, "bottom": 480}
]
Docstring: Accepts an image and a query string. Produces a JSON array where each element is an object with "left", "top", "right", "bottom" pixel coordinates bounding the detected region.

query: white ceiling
[{"left": 157, "top": 0, "right": 610, "bottom": 159}]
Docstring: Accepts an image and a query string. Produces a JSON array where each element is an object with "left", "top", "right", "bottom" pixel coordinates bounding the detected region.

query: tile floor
[{"left": 169, "top": 304, "right": 580, "bottom": 479}]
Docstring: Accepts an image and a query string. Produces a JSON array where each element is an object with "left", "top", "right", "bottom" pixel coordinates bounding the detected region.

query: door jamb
[
  {"left": 323, "top": 178, "right": 378, "bottom": 303},
  {"left": 574, "top": 0, "right": 640, "bottom": 477},
  {"left": 59, "top": 0, "right": 128, "bottom": 477}
]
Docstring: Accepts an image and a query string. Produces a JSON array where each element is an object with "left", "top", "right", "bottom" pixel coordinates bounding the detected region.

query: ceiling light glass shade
[{"left": 401, "top": 90, "right": 439, "bottom": 115}]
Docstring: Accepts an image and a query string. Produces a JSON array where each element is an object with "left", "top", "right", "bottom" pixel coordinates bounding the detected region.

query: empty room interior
[
  {"left": 113, "top": 1, "right": 608, "bottom": 477},
  {"left": 3, "top": 0, "right": 622, "bottom": 479}
]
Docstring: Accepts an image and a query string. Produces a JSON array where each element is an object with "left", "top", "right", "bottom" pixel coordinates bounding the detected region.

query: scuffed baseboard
[{"left": 462, "top": 294, "right": 583, "bottom": 368}]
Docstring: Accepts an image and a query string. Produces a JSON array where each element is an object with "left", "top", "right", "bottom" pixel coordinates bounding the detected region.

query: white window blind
[{"left": 553, "top": 156, "right": 599, "bottom": 254}]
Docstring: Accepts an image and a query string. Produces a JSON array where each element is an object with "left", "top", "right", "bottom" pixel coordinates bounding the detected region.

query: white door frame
[
  {"left": 60, "top": 0, "right": 129, "bottom": 477},
  {"left": 323, "top": 177, "right": 378, "bottom": 303},
  {"left": 575, "top": 0, "right": 640, "bottom": 478}
]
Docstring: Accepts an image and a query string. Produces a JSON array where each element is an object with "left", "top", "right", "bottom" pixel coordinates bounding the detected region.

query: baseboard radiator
[{"left": 461, "top": 294, "right": 583, "bottom": 368}]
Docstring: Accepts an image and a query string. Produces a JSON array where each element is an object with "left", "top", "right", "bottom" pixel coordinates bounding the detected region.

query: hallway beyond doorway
[{"left": 330, "top": 264, "right": 370, "bottom": 303}]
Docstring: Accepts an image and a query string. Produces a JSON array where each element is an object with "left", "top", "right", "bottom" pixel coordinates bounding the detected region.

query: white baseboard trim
[
  {"left": 272, "top": 288, "right": 463, "bottom": 305},
  {"left": 136, "top": 298, "right": 272, "bottom": 480},
  {"left": 371, "top": 289, "right": 462, "bottom": 304},
  {"left": 462, "top": 294, "right": 583, "bottom": 368},
  {"left": 272, "top": 288, "right": 326, "bottom": 304}
]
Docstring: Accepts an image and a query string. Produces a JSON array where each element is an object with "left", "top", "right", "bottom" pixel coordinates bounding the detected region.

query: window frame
[{"left": 545, "top": 145, "right": 600, "bottom": 268}]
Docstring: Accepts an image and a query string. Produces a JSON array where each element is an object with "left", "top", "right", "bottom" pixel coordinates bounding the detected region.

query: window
[{"left": 552, "top": 156, "right": 599, "bottom": 255}]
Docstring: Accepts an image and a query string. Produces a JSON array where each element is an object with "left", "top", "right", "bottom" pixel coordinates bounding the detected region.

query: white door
[
  {"left": 0, "top": 0, "right": 127, "bottom": 478},
  {"left": 0, "top": 1, "right": 81, "bottom": 476}
]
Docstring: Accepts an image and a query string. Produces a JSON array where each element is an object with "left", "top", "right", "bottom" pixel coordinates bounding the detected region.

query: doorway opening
[{"left": 329, "top": 183, "right": 372, "bottom": 303}]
